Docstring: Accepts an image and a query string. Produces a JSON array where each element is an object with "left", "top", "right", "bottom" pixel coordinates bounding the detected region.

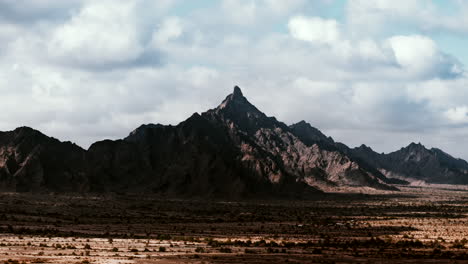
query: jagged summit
[
  {"left": 207, "top": 86, "right": 282, "bottom": 134},
  {"left": 1, "top": 85, "right": 467, "bottom": 195},
  {"left": 406, "top": 142, "right": 425, "bottom": 148},
  {"left": 233, "top": 85, "right": 243, "bottom": 97},
  {"left": 290, "top": 121, "right": 334, "bottom": 148},
  {"left": 399, "top": 142, "right": 429, "bottom": 154},
  {"left": 357, "top": 144, "right": 374, "bottom": 152},
  {"left": 217, "top": 86, "right": 254, "bottom": 110}
]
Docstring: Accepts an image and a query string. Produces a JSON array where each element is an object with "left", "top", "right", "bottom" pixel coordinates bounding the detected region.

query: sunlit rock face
[{"left": 343, "top": 142, "right": 468, "bottom": 184}]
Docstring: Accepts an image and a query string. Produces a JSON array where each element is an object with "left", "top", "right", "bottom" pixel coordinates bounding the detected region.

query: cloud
[
  {"left": 220, "top": 0, "right": 307, "bottom": 26},
  {"left": 0, "top": 0, "right": 468, "bottom": 160},
  {"left": 0, "top": 0, "right": 84, "bottom": 23},
  {"left": 47, "top": 0, "right": 144, "bottom": 67},
  {"left": 346, "top": 0, "right": 468, "bottom": 35},
  {"left": 288, "top": 16, "right": 341, "bottom": 45},
  {"left": 151, "top": 17, "right": 184, "bottom": 46},
  {"left": 388, "top": 35, "right": 463, "bottom": 79},
  {"left": 445, "top": 106, "right": 468, "bottom": 124}
]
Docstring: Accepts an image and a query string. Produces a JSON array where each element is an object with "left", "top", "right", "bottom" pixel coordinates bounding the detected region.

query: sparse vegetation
[{"left": 0, "top": 186, "right": 466, "bottom": 263}]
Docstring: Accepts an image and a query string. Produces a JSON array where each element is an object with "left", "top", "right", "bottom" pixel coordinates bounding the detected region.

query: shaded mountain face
[
  {"left": 346, "top": 143, "right": 468, "bottom": 184},
  {"left": 85, "top": 86, "right": 395, "bottom": 196},
  {"left": 0, "top": 127, "right": 88, "bottom": 192},
  {"left": 12, "top": 85, "right": 468, "bottom": 196}
]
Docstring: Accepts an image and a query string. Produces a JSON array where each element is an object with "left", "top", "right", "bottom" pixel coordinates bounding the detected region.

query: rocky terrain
[
  {"left": 0, "top": 86, "right": 467, "bottom": 196},
  {"left": 343, "top": 143, "right": 468, "bottom": 185},
  {"left": 0, "top": 127, "right": 88, "bottom": 192},
  {"left": 0, "top": 185, "right": 467, "bottom": 263},
  {"left": 290, "top": 119, "right": 468, "bottom": 185}
]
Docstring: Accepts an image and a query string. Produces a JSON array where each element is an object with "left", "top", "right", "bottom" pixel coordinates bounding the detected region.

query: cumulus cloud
[
  {"left": 288, "top": 16, "right": 341, "bottom": 45},
  {"left": 151, "top": 17, "right": 184, "bottom": 46},
  {"left": 347, "top": 0, "right": 468, "bottom": 34},
  {"left": 387, "top": 35, "right": 463, "bottom": 79},
  {"left": 445, "top": 106, "right": 468, "bottom": 124},
  {"left": 48, "top": 1, "right": 144, "bottom": 67},
  {"left": 0, "top": 0, "right": 468, "bottom": 160}
]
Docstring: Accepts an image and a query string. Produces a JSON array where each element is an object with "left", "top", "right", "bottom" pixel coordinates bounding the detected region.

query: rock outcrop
[
  {"left": 0, "top": 127, "right": 88, "bottom": 192},
  {"left": 345, "top": 143, "right": 468, "bottom": 184}
]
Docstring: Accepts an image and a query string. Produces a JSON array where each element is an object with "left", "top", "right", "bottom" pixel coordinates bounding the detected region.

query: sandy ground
[{"left": 0, "top": 184, "right": 467, "bottom": 263}]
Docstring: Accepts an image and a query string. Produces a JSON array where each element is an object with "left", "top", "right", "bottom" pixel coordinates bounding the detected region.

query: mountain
[
  {"left": 204, "top": 87, "right": 395, "bottom": 191},
  {"left": 85, "top": 86, "right": 395, "bottom": 197},
  {"left": 0, "top": 127, "right": 88, "bottom": 192},
  {"left": 7, "top": 85, "right": 467, "bottom": 196},
  {"left": 289, "top": 121, "right": 406, "bottom": 185},
  {"left": 345, "top": 143, "right": 468, "bottom": 184}
]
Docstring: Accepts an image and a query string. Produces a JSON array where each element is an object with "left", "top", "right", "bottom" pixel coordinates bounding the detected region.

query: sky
[{"left": 1, "top": 0, "right": 468, "bottom": 159}]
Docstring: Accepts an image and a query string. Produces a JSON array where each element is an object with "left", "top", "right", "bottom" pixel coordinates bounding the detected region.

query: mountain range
[{"left": 0, "top": 86, "right": 466, "bottom": 197}]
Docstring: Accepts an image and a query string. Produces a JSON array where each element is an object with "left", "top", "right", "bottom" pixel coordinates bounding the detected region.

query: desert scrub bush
[
  {"left": 195, "top": 247, "right": 204, "bottom": 253},
  {"left": 159, "top": 246, "right": 166, "bottom": 252},
  {"left": 451, "top": 239, "right": 467, "bottom": 249},
  {"left": 157, "top": 234, "right": 172, "bottom": 240},
  {"left": 4, "top": 259, "right": 20, "bottom": 264},
  {"left": 218, "top": 247, "right": 232, "bottom": 253}
]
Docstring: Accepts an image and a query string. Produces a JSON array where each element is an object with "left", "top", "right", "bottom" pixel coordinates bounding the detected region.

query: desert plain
[{"left": 0, "top": 184, "right": 467, "bottom": 264}]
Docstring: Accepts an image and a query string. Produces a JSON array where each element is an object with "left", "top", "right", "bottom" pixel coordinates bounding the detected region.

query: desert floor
[{"left": 0, "top": 184, "right": 467, "bottom": 263}]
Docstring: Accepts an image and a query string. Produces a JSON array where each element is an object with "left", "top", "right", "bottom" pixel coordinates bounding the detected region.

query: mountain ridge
[{"left": 0, "top": 86, "right": 466, "bottom": 196}]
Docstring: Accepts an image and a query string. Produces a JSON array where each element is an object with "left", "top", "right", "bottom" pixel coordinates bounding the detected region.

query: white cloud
[
  {"left": 262, "top": 0, "right": 306, "bottom": 15},
  {"left": 221, "top": 0, "right": 257, "bottom": 25},
  {"left": 357, "top": 39, "right": 387, "bottom": 61},
  {"left": 288, "top": 16, "right": 341, "bottom": 45},
  {"left": 48, "top": 0, "right": 144, "bottom": 66},
  {"left": 151, "top": 17, "right": 183, "bottom": 46},
  {"left": 445, "top": 106, "right": 468, "bottom": 124},
  {"left": 387, "top": 35, "right": 463, "bottom": 79},
  {"left": 1, "top": 0, "right": 468, "bottom": 160},
  {"left": 388, "top": 35, "right": 438, "bottom": 74}
]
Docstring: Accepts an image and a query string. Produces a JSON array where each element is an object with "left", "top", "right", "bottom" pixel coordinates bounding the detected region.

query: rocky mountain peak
[
  {"left": 207, "top": 86, "right": 278, "bottom": 134},
  {"left": 290, "top": 121, "right": 326, "bottom": 136},
  {"left": 217, "top": 86, "right": 254, "bottom": 111},
  {"left": 357, "top": 144, "right": 374, "bottom": 152},
  {"left": 290, "top": 121, "right": 334, "bottom": 148},
  {"left": 404, "top": 142, "right": 428, "bottom": 153},
  {"left": 233, "top": 85, "right": 243, "bottom": 97},
  {"left": 13, "top": 126, "right": 42, "bottom": 137},
  {"left": 125, "top": 123, "right": 167, "bottom": 143}
]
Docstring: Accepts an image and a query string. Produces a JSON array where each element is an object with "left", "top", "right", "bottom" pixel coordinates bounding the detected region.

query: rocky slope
[
  {"left": 346, "top": 143, "right": 468, "bottom": 184},
  {"left": 0, "top": 86, "right": 396, "bottom": 196},
  {"left": 201, "top": 87, "right": 394, "bottom": 191},
  {"left": 0, "top": 127, "right": 88, "bottom": 192},
  {"left": 5, "top": 86, "right": 466, "bottom": 196},
  {"left": 289, "top": 121, "right": 405, "bottom": 185}
]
